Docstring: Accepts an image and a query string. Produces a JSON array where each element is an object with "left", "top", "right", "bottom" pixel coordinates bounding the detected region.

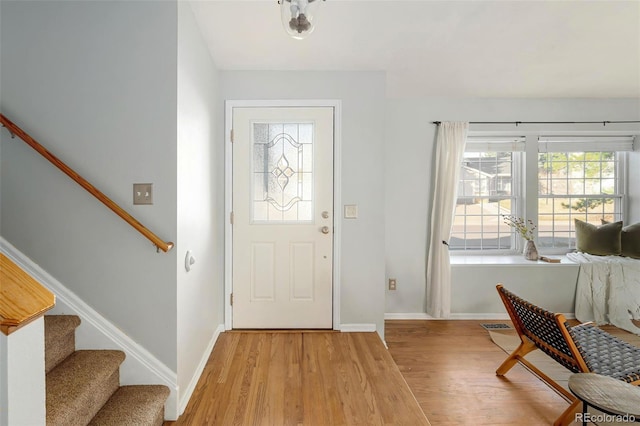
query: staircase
[{"left": 45, "top": 315, "right": 169, "bottom": 425}]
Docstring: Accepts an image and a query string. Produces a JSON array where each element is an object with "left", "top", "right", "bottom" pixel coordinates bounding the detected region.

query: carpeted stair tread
[
  {"left": 45, "top": 315, "right": 81, "bottom": 374},
  {"left": 45, "top": 315, "right": 81, "bottom": 343},
  {"left": 46, "top": 350, "right": 125, "bottom": 426},
  {"left": 88, "top": 385, "right": 170, "bottom": 426}
]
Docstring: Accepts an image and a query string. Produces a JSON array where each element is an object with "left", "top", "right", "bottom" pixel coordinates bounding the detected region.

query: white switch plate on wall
[{"left": 344, "top": 204, "right": 358, "bottom": 219}]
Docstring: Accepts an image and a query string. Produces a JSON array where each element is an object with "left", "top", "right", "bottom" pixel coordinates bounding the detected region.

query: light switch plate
[
  {"left": 344, "top": 204, "right": 358, "bottom": 219},
  {"left": 133, "top": 183, "right": 153, "bottom": 205}
]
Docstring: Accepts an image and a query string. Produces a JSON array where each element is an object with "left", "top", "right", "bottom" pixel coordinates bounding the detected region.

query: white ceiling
[{"left": 189, "top": 0, "right": 640, "bottom": 98}]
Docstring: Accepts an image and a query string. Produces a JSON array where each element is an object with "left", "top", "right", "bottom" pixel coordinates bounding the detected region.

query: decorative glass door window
[{"left": 252, "top": 122, "right": 314, "bottom": 222}]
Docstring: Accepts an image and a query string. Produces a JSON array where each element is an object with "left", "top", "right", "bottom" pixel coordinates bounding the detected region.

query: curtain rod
[{"left": 432, "top": 120, "right": 640, "bottom": 126}]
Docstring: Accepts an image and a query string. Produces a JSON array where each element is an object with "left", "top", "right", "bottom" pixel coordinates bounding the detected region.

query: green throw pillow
[
  {"left": 599, "top": 219, "right": 640, "bottom": 259},
  {"left": 620, "top": 222, "right": 640, "bottom": 259},
  {"left": 574, "top": 219, "right": 622, "bottom": 256}
]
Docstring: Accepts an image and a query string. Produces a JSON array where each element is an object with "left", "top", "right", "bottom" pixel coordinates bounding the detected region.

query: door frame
[{"left": 224, "top": 100, "right": 342, "bottom": 330}]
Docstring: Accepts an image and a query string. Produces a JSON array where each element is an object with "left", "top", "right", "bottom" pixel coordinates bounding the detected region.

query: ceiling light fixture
[{"left": 279, "top": 0, "right": 324, "bottom": 40}]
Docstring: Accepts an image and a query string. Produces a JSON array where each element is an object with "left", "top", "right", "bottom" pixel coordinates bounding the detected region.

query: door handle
[{"left": 321, "top": 226, "right": 330, "bottom": 234}]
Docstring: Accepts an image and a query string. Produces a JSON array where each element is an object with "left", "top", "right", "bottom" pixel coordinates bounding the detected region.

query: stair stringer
[{"left": 0, "top": 237, "right": 179, "bottom": 420}]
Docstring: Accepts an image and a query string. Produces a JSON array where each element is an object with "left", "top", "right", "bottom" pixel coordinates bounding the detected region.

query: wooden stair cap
[{"left": 1, "top": 253, "right": 55, "bottom": 335}]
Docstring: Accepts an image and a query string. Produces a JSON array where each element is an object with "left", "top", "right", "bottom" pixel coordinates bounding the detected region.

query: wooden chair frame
[{"left": 495, "top": 284, "right": 640, "bottom": 426}]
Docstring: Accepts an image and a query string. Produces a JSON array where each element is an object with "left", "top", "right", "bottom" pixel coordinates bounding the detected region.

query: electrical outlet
[{"left": 388, "top": 278, "right": 397, "bottom": 291}]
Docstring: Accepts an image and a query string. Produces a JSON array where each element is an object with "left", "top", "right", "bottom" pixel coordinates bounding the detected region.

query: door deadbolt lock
[
  {"left": 322, "top": 211, "right": 330, "bottom": 219},
  {"left": 321, "top": 226, "right": 330, "bottom": 234}
]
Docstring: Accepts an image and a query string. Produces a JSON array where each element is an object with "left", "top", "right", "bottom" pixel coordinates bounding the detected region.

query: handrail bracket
[{"left": 1, "top": 124, "right": 16, "bottom": 139}]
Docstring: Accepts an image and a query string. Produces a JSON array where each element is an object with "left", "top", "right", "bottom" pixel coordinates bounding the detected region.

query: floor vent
[{"left": 480, "top": 323, "right": 512, "bottom": 330}]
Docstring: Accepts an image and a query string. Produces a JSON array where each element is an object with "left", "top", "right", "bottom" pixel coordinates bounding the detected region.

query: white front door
[{"left": 232, "top": 107, "right": 334, "bottom": 329}]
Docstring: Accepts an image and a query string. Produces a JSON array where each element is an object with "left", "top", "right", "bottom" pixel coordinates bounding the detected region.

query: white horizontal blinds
[
  {"left": 465, "top": 136, "right": 526, "bottom": 152},
  {"left": 538, "top": 136, "right": 635, "bottom": 152}
]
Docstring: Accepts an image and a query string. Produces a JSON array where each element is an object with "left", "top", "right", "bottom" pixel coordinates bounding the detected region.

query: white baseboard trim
[
  {"left": 385, "top": 312, "right": 511, "bottom": 320},
  {"left": 385, "top": 312, "right": 576, "bottom": 320},
  {"left": 179, "top": 324, "right": 224, "bottom": 415},
  {"left": 449, "top": 313, "right": 511, "bottom": 320},
  {"left": 385, "top": 313, "right": 514, "bottom": 320},
  {"left": 0, "top": 238, "right": 180, "bottom": 420},
  {"left": 450, "top": 313, "right": 576, "bottom": 320},
  {"left": 340, "top": 324, "right": 377, "bottom": 332},
  {"left": 386, "top": 312, "right": 511, "bottom": 320},
  {"left": 384, "top": 313, "right": 432, "bottom": 320}
]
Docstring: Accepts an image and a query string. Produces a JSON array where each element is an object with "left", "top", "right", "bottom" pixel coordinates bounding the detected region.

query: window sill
[{"left": 450, "top": 254, "right": 575, "bottom": 266}]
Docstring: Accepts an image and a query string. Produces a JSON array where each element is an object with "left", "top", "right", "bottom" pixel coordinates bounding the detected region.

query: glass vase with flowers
[{"left": 502, "top": 215, "right": 538, "bottom": 260}]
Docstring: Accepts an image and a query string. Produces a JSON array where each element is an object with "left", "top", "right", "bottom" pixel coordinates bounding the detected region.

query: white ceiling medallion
[{"left": 279, "top": 0, "right": 324, "bottom": 40}]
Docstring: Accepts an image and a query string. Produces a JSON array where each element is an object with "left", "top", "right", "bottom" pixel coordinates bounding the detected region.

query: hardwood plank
[{"left": 302, "top": 333, "right": 346, "bottom": 425}]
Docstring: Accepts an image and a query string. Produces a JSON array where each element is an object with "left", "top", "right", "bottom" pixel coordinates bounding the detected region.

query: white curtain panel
[{"left": 426, "top": 122, "right": 469, "bottom": 318}]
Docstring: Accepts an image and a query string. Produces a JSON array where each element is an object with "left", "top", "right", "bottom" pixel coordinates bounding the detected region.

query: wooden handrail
[
  {"left": 0, "top": 253, "right": 55, "bottom": 335},
  {"left": 0, "top": 114, "right": 174, "bottom": 253}
]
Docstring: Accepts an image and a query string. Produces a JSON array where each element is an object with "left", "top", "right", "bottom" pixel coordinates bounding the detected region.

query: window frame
[
  {"left": 449, "top": 138, "right": 525, "bottom": 254},
  {"left": 451, "top": 131, "right": 633, "bottom": 256},
  {"left": 536, "top": 150, "right": 628, "bottom": 254}
]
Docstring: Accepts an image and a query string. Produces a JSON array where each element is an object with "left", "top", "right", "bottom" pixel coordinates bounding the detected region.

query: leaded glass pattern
[{"left": 252, "top": 122, "right": 314, "bottom": 222}]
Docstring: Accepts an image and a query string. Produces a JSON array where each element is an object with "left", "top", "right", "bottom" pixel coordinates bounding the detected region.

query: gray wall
[
  {"left": 451, "top": 264, "right": 580, "bottom": 315},
  {"left": 1, "top": 1, "right": 179, "bottom": 368},
  {"left": 176, "top": 3, "right": 224, "bottom": 401},
  {"left": 220, "top": 71, "right": 387, "bottom": 337},
  {"left": 385, "top": 98, "right": 640, "bottom": 316}
]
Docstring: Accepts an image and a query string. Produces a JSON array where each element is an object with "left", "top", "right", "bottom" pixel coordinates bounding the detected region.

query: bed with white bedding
[{"left": 568, "top": 251, "right": 640, "bottom": 335}]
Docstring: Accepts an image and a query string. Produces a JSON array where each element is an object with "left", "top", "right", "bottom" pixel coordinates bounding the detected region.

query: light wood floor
[
  {"left": 386, "top": 320, "right": 571, "bottom": 425},
  {"left": 168, "top": 330, "right": 429, "bottom": 425},
  {"left": 166, "top": 320, "right": 573, "bottom": 425}
]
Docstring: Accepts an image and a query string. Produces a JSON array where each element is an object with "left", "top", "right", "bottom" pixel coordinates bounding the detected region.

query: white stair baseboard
[{"left": 0, "top": 237, "right": 225, "bottom": 421}]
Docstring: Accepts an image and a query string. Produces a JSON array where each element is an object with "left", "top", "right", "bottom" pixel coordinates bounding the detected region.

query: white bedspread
[{"left": 568, "top": 252, "right": 640, "bottom": 335}]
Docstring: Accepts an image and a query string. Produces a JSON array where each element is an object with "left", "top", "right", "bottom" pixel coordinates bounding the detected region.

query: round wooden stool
[{"left": 568, "top": 373, "right": 640, "bottom": 425}]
